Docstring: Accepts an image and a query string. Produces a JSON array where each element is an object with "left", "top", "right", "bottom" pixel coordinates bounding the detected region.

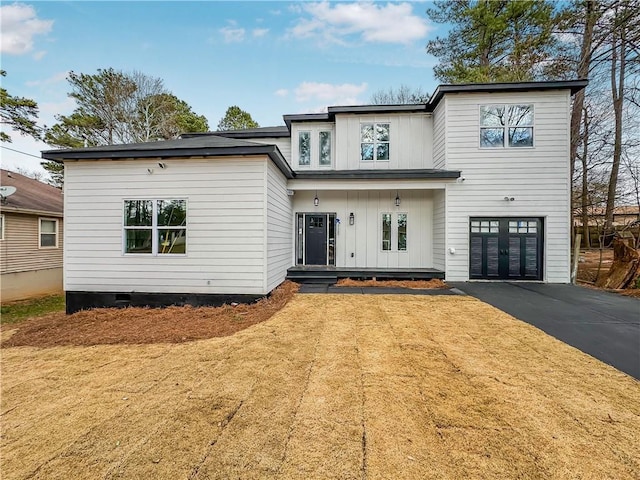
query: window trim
[
  {"left": 38, "top": 217, "right": 59, "bottom": 249},
  {"left": 122, "top": 199, "right": 187, "bottom": 256},
  {"left": 479, "top": 104, "right": 535, "bottom": 149},
  {"left": 361, "top": 122, "right": 391, "bottom": 162}
]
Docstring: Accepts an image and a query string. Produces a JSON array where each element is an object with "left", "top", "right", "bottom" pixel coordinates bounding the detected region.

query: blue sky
[{"left": 1, "top": 1, "right": 443, "bottom": 176}]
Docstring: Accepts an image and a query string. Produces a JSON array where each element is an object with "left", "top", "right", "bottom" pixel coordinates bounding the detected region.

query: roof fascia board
[
  {"left": 293, "top": 169, "right": 461, "bottom": 180},
  {"left": 0, "top": 206, "right": 63, "bottom": 217}
]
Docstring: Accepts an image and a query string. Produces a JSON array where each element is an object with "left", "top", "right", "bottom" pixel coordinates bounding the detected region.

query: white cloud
[
  {"left": 290, "top": 2, "right": 430, "bottom": 46},
  {"left": 26, "top": 71, "right": 68, "bottom": 87},
  {"left": 0, "top": 3, "right": 53, "bottom": 55},
  {"left": 274, "top": 88, "right": 289, "bottom": 97},
  {"left": 294, "top": 81, "right": 367, "bottom": 105},
  {"left": 252, "top": 28, "right": 269, "bottom": 38},
  {"left": 220, "top": 26, "right": 245, "bottom": 43}
]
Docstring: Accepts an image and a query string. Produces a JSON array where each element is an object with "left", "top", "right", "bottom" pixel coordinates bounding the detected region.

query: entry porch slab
[{"left": 286, "top": 266, "right": 445, "bottom": 284}]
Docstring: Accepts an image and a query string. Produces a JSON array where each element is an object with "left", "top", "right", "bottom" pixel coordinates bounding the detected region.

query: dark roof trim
[
  {"left": 283, "top": 113, "right": 330, "bottom": 129},
  {"left": 429, "top": 79, "right": 589, "bottom": 109},
  {"left": 42, "top": 144, "right": 295, "bottom": 179},
  {"left": 293, "top": 169, "right": 461, "bottom": 180},
  {"left": 182, "top": 126, "right": 290, "bottom": 139},
  {"left": 328, "top": 104, "right": 428, "bottom": 114}
]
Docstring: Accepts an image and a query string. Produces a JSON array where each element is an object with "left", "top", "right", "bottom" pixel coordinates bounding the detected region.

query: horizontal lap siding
[
  {"left": 443, "top": 91, "right": 571, "bottom": 282},
  {"left": 432, "top": 100, "right": 446, "bottom": 169},
  {"left": 432, "top": 190, "right": 446, "bottom": 271},
  {"left": 0, "top": 212, "right": 63, "bottom": 274},
  {"left": 64, "top": 157, "right": 267, "bottom": 294},
  {"left": 266, "top": 161, "right": 292, "bottom": 292},
  {"left": 246, "top": 137, "right": 292, "bottom": 167}
]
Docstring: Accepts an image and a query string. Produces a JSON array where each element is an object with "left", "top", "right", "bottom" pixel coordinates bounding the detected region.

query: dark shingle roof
[
  {"left": 0, "top": 169, "right": 63, "bottom": 216},
  {"left": 182, "top": 126, "right": 290, "bottom": 139}
]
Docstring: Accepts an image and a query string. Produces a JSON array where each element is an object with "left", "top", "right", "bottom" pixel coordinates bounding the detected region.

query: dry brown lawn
[{"left": 1, "top": 294, "right": 639, "bottom": 479}]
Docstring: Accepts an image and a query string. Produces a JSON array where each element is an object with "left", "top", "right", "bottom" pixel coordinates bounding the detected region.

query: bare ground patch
[
  {"left": 1, "top": 294, "right": 639, "bottom": 479},
  {"left": 2, "top": 281, "right": 298, "bottom": 347}
]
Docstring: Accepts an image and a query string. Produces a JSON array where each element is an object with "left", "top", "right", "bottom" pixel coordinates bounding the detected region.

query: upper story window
[
  {"left": 319, "top": 131, "right": 331, "bottom": 166},
  {"left": 124, "top": 199, "right": 186, "bottom": 255},
  {"left": 361, "top": 123, "right": 390, "bottom": 161},
  {"left": 480, "top": 104, "right": 533, "bottom": 148},
  {"left": 39, "top": 218, "right": 58, "bottom": 248},
  {"left": 298, "top": 131, "right": 311, "bottom": 166}
]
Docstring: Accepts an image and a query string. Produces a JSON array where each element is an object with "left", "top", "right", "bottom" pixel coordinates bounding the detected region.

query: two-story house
[{"left": 42, "top": 80, "right": 587, "bottom": 313}]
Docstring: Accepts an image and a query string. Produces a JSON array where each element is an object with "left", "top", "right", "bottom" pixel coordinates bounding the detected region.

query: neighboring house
[
  {"left": 574, "top": 206, "right": 640, "bottom": 228},
  {"left": 42, "top": 80, "right": 587, "bottom": 313},
  {"left": 0, "top": 169, "right": 64, "bottom": 302}
]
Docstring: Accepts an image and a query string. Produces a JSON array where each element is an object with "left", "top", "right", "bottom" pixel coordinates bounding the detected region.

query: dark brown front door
[{"left": 469, "top": 218, "right": 543, "bottom": 280}]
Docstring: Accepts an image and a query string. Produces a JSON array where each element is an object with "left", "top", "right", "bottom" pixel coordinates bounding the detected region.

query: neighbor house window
[
  {"left": 39, "top": 218, "right": 58, "bottom": 248},
  {"left": 298, "top": 131, "right": 311, "bottom": 166},
  {"left": 480, "top": 104, "right": 533, "bottom": 148},
  {"left": 361, "top": 123, "right": 390, "bottom": 161},
  {"left": 124, "top": 199, "right": 186, "bottom": 255},
  {"left": 0, "top": 214, "right": 4, "bottom": 240},
  {"left": 319, "top": 131, "right": 332, "bottom": 166}
]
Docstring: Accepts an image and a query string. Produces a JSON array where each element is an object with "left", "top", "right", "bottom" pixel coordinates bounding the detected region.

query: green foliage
[
  {"left": 45, "top": 68, "right": 209, "bottom": 149},
  {"left": 0, "top": 294, "right": 65, "bottom": 325},
  {"left": 426, "top": 0, "right": 563, "bottom": 83},
  {"left": 217, "top": 105, "right": 259, "bottom": 131},
  {"left": 0, "top": 70, "right": 40, "bottom": 142},
  {"left": 40, "top": 160, "right": 64, "bottom": 188}
]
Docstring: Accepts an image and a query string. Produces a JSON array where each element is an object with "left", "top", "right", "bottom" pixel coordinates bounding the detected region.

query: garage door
[{"left": 469, "top": 218, "right": 543, "bottom": 280}]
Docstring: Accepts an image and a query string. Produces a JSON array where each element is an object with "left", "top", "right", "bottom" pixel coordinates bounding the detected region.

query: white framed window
[
  {"left": 381, "top": 212, "right": 407, "bottom": 251},
  {"left": 480, "top": 104, "right": 534, "bottom": 148},
  {"left": 0, "top": 214, "right": 4, "bottom": 241},
  {"left": 298, "top": 131, "right": 311, "bottom": 166},
  {"left": 361, "top": 123, "right": 390, "bottom": 161},
  {"left": 123, "top": 199, "right": 187, "bottom": 255},
  {"left": 319, "top": 131, "right": 332, "bottom": 166},
  {"left": 39, "top": 218, "right": 58, "bottom": 248}
]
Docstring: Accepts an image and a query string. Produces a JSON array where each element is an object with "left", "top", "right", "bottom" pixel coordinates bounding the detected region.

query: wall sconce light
[
  {"left": 395, "top": 191, "right": 401, "bottom": 207},
  {"left": 349, "top": 212, "right": 355, "bottom": 225},
  {"left": 158, "top": 162, "right": 166, "bottom": 169},
  {"left": 314, "top": 191, "right": 319, "bottom": 207}
]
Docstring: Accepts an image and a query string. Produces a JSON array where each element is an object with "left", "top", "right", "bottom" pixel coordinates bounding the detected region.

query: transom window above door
[{"left": 361, "top": 123, "right": 390, "bottom": 161}]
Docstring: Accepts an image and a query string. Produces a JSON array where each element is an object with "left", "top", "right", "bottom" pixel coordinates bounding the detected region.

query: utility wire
[{"left": 0, "top": 145, "right": 42, "bottom": 160}]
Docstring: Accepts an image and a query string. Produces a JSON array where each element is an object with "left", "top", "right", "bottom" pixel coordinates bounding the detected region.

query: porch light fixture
[
  {"left": 314, "top": 191, "right": 319, "bottom": 207},
  {"left": 349, "top": 212, "right": 355, "bottom": 225},
  {"left": 395, "top": 191, "right": 401, "bottom": 207}
]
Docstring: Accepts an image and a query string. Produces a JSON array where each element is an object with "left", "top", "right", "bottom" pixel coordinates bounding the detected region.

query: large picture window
[
  {"left": 480, "top": 104, "right": 533, "bottom": 148},
  {"left": 361, "top": 123, "right": 390, "bottom": 161},
  {"left": 39, "top": 218, "right": 58, "bottom": 248},
  {"left": 124, "top": 199, "right": 186, "bottom": 255}
]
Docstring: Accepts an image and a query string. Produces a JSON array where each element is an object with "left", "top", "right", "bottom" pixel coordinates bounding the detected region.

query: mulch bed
[
  {"left": 2, "top": 281, "right": 299, "bottom": 348},
  {"left": 335, "top": 278, "right": 449, "bottom": 289}
]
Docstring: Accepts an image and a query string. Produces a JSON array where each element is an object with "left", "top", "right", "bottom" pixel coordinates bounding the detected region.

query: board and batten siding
[
  {"left": 442, "top": 90, "right": 572, "bottom": 282},
  {"left": 0, "top": 211, "right": 63, "bottom": 274},
  {"left": 334, "top": 113, "right": 433, "bottom": 171},
  {"left": 292, "top": 189, "right": 434, "bottom": 269},
  {"left": 63, "top": 157, "right": 281, "bottom": 295},
  {"left": 266, "top": 161, "right": 292, "bottom": 292}
]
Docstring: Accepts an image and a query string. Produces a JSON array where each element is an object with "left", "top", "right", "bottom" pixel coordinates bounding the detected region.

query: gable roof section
[
  {"left": 42, "top": 135, "right": 295, "bottom": 179},
  {"left": 0, "top": 169, "right": 63, "bottom": 216}
]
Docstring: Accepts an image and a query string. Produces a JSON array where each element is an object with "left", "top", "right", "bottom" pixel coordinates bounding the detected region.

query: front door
[
  {"left": 305, "top": 214, "right": 328, "bottom": 265},
  {"left": 469, "top": 218, "right": 543, "bottom": 280}
]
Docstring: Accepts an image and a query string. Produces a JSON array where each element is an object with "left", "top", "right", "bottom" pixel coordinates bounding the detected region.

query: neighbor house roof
[
  {"left": 42, "top": 135, "right": 295, "bottom": 179},
  {"left": 0, "top": 169, "right": 63, "bottom": 216}
]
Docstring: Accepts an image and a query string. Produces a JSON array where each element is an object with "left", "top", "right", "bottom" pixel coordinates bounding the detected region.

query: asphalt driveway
[{"left": 450, "top": 282, "right": 640, "bottom": 379}]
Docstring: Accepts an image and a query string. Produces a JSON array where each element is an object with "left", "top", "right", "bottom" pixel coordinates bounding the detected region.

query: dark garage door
[{"left": 469, "top": 218, "right": 543, "bottom": 280}]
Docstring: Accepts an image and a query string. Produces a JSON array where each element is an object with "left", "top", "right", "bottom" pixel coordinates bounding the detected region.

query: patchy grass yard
[
  {"left": 1, "top": 294, "right": 638, "bottom": 479},
  {"left": 0, "top": 294, "right": 65, "bottom": 325}
]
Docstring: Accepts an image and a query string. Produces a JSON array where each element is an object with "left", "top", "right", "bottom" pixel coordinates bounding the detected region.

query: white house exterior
[{"left": 42, "top": 80, "right": 587, "bottom": 313}]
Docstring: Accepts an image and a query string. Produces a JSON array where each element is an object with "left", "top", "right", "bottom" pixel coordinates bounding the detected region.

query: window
[
  {"left": 39, "top": 218, "right": 58, "bottom": 248},
  {"left": 381, "top": 213, "right": 407, "bottom": 251},
  {"left": 509, "top": 220, "right": 537, "bottom": 234},
  {"left": 0, "top": 214, "right": 4, "bottom": 241},
  {"left": 470, "top": 220, "right": 499, "bottom": 233},
  {"left": 480, "top": 104, "right": 533, "bottom": 148},
  {"left": 361, "top": 123, "right": 390, "bottom": 161},
  {"left": 319, "top": 131, "right": 331, "bottom": 166},
  {"left": 124, "top": 199, "right": 186, "bottom": 255},
  {"left": 298, "top": 131, "right": 311, "bottom": 166}
]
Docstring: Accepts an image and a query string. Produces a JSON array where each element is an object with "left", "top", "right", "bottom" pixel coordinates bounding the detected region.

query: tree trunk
[
  {"left": 581, "top": 106, "right": 591, "bottom": 248},
  {"left": 604, "top": 6, "right": 626, "bottom": 235}
]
